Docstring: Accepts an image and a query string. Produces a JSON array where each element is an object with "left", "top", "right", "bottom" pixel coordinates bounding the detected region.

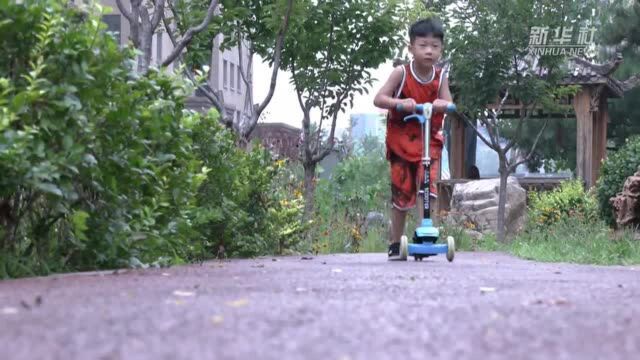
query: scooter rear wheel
[
  {"left": 446, "top": 236, "right": 455, "bottom": 262},
  {"left": 400, "top": 235, "right": 408, "bottom": 261}
]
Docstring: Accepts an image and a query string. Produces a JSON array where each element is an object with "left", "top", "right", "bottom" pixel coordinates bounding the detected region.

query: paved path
[{"left": 1, "top": 252, "right": 640, "bottom": 360}]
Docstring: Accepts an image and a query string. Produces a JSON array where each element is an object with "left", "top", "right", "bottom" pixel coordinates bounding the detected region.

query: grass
[
  {"left": 509, "top": 218, "right": 640, "bottom": 266},
  {"left": 437, "top": 217, "right": 640, "bottom": 266},
  {"left": 310, "top": 207, "right": 640, "bottom": 266}
]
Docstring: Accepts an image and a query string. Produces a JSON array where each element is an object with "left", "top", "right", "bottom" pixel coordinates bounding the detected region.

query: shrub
[
  {"left": 596, "top": 136, "right": 640, "bottom": 226},
  {"left": 314, "top": 135, "right": 389, "bottom": 253},
  {"left": 191, "top": 119, "right": 305, "bottom": 258},
  {"left": 0, "top": 0, "right": 303, "bottom": 277},
  {"left": 528, "top": 179, "right": 598, "bottom": 230}
]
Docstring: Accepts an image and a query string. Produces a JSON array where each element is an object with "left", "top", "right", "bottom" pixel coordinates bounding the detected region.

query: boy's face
[{"left": 409, "top": 35, "right": 443, "bottom": 67}]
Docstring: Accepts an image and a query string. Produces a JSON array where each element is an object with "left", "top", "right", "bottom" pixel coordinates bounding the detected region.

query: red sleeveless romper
[{"left": 386, "top": 61, "right": 447, "bottom": 210}]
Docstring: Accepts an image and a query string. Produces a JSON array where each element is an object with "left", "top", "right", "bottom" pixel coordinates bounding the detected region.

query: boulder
[
  {"left": 446, "top": 176, "right": 527, "bottom": 237},
  {"left": 610, "top": 168, "right": 640, "bottom": 229}
]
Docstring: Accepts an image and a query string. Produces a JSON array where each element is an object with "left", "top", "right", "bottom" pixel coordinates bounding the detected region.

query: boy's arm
[
  {"left": 373, "top": 67, "right": 416, "bottom": 112},
  {"left": 433, "top": 69, "right": 453, "bottom": 112},
  {"left": 439, "top": 76, "right": 453, "bottom": 103}
]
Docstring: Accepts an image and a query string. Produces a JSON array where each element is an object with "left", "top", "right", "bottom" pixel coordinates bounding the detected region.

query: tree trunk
[
  {"left": 496, "top": 166, "right": 509, "bottom": 243},
  {"left": 138, "top": 27, "right": 153, "bottom": 73},
  {"left": 303, "top": 161, "right": 317, "bottom": 222}
]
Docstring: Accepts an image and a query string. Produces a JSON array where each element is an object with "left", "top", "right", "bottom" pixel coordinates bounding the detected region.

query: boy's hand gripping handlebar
[{"left": 395, "top": 102, "right": 457, "bottom": 123}]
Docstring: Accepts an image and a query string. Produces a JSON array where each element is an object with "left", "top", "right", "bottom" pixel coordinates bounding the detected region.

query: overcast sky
[{"left": 252, "top": 55, "right": 393, "bottom": 133}]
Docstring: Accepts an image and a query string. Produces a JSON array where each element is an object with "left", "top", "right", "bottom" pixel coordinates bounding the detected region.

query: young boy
[{"left": 373, "top": 18, "right": 453, "bottom": 260}]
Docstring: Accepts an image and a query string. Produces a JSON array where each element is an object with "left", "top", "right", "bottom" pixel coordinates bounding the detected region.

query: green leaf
[{"left": 35, "top": 182, "right": 63, "bottom": 197}]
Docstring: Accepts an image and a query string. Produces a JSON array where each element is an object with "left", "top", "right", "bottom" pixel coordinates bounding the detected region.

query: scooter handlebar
[{"left": 395, "top": 102, "right": 456, "bottom": 114}]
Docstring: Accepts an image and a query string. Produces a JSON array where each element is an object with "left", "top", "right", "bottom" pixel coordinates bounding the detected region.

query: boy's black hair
[{"left": 409, "top": 18, "right": 444, "bottom": 43}]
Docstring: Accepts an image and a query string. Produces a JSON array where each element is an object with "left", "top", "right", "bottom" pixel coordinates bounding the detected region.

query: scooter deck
[{"left": 408, "top": 242, "right": 448, "bottom": 256}]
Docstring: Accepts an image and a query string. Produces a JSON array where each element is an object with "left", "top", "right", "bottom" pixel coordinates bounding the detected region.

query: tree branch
[
  {"left": 504, "top": 100, "right": 538, "bottom": 153},
  {"left": 461, "top": 113, "right": 498, "bottom": 151},
  {"left": 312, "top": 91, "right": 349, "bottom": 164},
  {"left": 316, "top": 14, "right": 337, "bottom": 145},
  {"left": 161, "top": 0, "right": 219, "bottom": 67},
  {"left": 162, "top": 11, "right": 227, "bottom": 126},
  {"left": 115, "top": 0, "right": 134, "bottom": 22},
  {"left": 292, "top": 61, "right": 313, "bottom": 161},
  {"left": 510, "top": 118, "right": 549, "bottom": 170},
  {"left": 151, "top": 0, "right": 166, "bottom": 29},
  {"left": 478, "top": 115, "right": 500, "bottom": 150},
  {"left": 255, "top": 0, "right": 294, "bottom": 119}
]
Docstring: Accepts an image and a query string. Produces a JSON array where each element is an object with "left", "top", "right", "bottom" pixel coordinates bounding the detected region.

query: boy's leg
[
  {"left": 429, "top": 143, "right": 442, "bottom": 197},
  {"left": 389, "top": 207, "right": 408, "bottom": 245},
  {"left": 388, "top": 153, "right": 419, "bottom": 260}
]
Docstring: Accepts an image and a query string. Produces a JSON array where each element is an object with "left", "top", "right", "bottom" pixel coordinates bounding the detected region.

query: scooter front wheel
[
  {"left": 446, "top": 236, "right": 455, "bottom": 262},
  {"left": 400, "top": 235, "right": 408, "bottom": 261}
]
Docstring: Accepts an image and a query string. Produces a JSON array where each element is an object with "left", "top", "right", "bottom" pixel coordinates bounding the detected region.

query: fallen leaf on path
[
  {"left": 19, "top": 300, "right": 30, "bottom": 310},
  {"left": 173, "top": 290, "right": 195, "bottom": 297},
  {"left": 301, "top": 256, "right": 314, "bottom": 260},
  {"left": 332, "top": 268, "right": 343, "bottom": 273},
  {"left": 1, "top": 307, "right": 18, "bottom": 315},
  {"left": 226, "top": 298, "right": 249, "bottom": 308},
  {"left": 480, "top": 287, "right": 496, "bottom": 293},
  {"left": 550, "top": 297, "right": 570, "bottom": 306},
  {"left": 170, "top": 300, "right": 185, "bottom": 305},
  {"left": 527, "top": 298, "right": 571, "bottom": 306},
  {"left": 211, "top": 315, "right": 224, "bottom": 325},
  {"left": 272, "top": 258, "right": 278, "bottom": 262}
]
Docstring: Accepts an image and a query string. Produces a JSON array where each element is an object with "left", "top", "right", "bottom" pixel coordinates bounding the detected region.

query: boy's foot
[{"left": 388, "top": 242, "right": 402, "bottom": 260}]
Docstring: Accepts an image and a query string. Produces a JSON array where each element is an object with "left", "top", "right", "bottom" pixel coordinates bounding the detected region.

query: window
[
  {"left": 223, "top": 60, "right": 228, "bottom": 89},
  {"left": 101, "top": 14, "right": 121, "bottom": 45},
  {"left": 230, "top": 63, "right": 235, "bottom": 90},
  {"left": 237, "top": 67, "right": 242, "bottom": 93}
]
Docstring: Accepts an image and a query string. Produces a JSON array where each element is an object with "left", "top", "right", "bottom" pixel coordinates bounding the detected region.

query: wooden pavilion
[{"left": 445, "top": 56, "right": 628, "bottom": 189}]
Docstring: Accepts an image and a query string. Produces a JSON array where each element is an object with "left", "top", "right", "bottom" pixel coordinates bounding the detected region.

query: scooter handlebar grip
[{"left": 446, "top": 103, "right": 457, "bottom": 113}]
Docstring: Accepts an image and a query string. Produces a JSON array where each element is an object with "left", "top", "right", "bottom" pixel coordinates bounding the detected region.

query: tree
[
  {"left": 601, "top": 0, "right": 640, "bottom": 148},
  {"left": 488, "top": 0, "right": 640, "bottom": 172},
  {"left": 116, "top": 0, "right": 296, "bottom": 138},
  {"left": 115, "top": 0, "right": 219, "bottom": 73},
  {"left": 278, "top": 0, "right": 404, "bottom": 221},
  {"left": 445, "top": 0, "right": 598, "bottom": 242}
]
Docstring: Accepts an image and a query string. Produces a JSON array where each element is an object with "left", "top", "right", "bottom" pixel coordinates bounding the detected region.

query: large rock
[
  {"left": 445, "top": 176, "right": 527, "bottom": 237},
  {"left": 610, "top": 168, "right": 640, "bottom": 229}
]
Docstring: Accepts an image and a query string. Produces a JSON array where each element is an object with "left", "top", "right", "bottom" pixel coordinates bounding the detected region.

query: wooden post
[
  {"left": 449, "top": 113, "right": 466, "bottom": 179},
  {"left": 573, "top": 87, "right": 594, "bottom": 188},
  {"left": 593, "top": 96, "right": 609, "bottom": 186}
]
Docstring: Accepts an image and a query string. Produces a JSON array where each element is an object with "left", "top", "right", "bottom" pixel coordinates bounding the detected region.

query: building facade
[
  {"left": 249, "top": 123, "right": 302, "bottom": 161},
  {"left": 99, "top": 1, "right": 252, "bottom": 120}
]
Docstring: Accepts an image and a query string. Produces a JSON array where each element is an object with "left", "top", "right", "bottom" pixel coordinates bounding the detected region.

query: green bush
[
  {"left": 528, "top": 179, "right": 598, "bottom": 230},
  {"left": 0, "top": 0, "right": 209, "bottom": 275},
  {"left": 314, "top": 135, "right": 389, "bottom": 253},
  {"left": 596, "top": 136, "right": 640, "bottom": 226},
  {"left": 0, "top": 0, "right": 303, "bottom": 277},
  {"left": 191, "top": 119, "right": 305, "bottom": 258}
]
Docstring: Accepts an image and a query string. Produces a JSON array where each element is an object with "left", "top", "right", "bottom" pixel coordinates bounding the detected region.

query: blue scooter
[{"left": 396, "top": 101, "right": 457, "bottom": 262}]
